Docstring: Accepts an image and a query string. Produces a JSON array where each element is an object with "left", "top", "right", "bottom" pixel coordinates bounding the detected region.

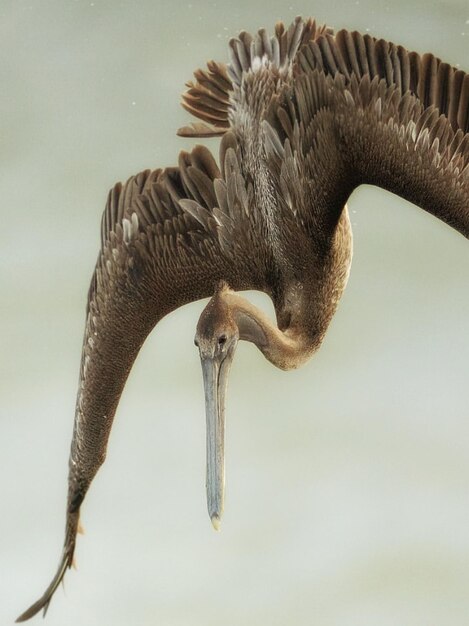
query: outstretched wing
[
  {"left": 275, "top": 26, "right": 469, "bottom": 237},
  {"left": 16, "top": 144, "right": 263, "bottom": 622}
]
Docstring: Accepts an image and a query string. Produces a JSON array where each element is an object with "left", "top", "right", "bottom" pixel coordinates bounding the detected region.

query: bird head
[
  {"left": 194, "top": 282, "right": 239, "bottom": 529},
  {"left": 195, "top": 282, "right": 239, "bottom": 359}
]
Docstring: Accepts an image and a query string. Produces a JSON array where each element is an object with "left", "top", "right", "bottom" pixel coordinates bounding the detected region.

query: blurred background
[{"left": 1, "top": 1, "right": 469, "bottom": 624}]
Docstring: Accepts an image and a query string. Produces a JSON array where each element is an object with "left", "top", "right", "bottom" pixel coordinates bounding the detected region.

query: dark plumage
[{"left": 17, "top": 16, "right": 468, "bottom": 622}]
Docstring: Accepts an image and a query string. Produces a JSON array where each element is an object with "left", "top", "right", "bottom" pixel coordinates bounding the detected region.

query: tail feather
[{"left": 178, "top": 17, "right": 332, "bottom": 136}]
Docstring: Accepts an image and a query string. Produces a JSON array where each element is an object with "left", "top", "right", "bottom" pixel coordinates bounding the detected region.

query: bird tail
[
  {"left": 16, "top": 510, "right": 80, "bottom": 622},
  {"left": 177, "top": 16, "right": 331, "bottom": 138}
]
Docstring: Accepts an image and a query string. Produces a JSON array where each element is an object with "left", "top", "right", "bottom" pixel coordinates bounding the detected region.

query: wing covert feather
[
  {"left": 291, "top": 30, "right": 469, "bottom": 236},
  {"left": 297, "top": 28, "right": 469, "bottom": 133}
]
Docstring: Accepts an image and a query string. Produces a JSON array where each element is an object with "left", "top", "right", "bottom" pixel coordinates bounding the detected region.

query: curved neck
[{"left": 224, "top": 292, "right": 322, "bottom": 371}]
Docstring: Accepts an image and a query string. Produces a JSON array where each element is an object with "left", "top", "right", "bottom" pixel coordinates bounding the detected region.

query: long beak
[{"left": 200, "top": 353, "right": 233, "bottom": 530}]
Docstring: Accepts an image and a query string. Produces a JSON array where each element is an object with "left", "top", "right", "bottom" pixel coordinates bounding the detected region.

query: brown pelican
[{"left": 17, "top": 16, "right": 468, "bottom": 622}]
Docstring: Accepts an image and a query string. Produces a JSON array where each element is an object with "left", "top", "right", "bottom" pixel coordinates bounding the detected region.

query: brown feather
[{"left": 19, "top": 16, "right": 469, "bottom": 622}]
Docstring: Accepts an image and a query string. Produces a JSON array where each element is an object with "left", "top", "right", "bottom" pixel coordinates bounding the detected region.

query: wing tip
[
  {"left": 16, "top": 514, "right": 79, "bottom": 622},
  {"left": 15, "top": 552, "right": 71, "bottom": 622}
]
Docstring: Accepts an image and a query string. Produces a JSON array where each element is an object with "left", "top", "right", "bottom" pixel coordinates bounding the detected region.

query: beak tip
[{"left": 210, "top": 513, "right": 221, "bottom": 531}]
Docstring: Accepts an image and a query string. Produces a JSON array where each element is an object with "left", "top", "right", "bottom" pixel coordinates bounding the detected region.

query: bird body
[{"left": 17, "top": 16, "right": 468, "bottom": 622}]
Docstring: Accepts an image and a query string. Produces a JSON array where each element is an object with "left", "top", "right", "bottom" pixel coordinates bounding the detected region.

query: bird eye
[
  {"left": 218, "top": 334, "right": 227, "bottom": 346},
  {"left": 194, "top": 338, "right": 199, "bottom": 347}
]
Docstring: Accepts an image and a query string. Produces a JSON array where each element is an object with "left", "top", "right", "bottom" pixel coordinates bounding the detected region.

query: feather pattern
[{"left": 17, "top": 16, "right": 468, "bottom": 622}]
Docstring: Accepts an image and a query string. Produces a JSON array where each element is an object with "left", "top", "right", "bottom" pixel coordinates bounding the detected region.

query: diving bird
[{"left": 17, "top": 16, "right": 468, "bottom": 621}]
